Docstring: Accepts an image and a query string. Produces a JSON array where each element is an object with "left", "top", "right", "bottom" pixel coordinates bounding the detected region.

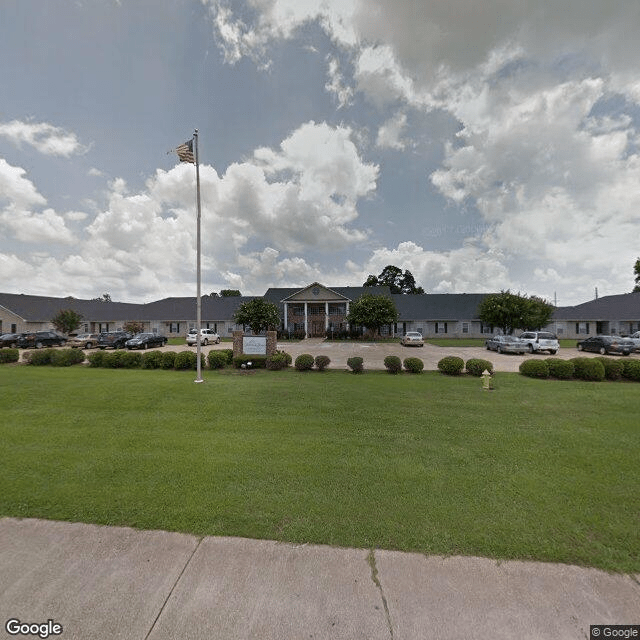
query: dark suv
[
  {"left": 97, "top": 331, "right": 133, "bottom": 349},
  {"left": 17, "top": 331, "right": 67, "bottom": 349}
]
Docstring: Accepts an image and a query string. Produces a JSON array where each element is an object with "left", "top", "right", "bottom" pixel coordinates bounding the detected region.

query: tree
[
  {"left": 346, "top": 293, "right": 398, "bottom": 338},
  {"left": 93, "top": 293, "right": 112, "bottom": 303},
  {"left": 363, "top": 265, "right": 424, "bottom": 294},
  {"left": 52, "top": 309, "right": 83, "bottom": 335},
  {"left": 633, "top": 257, "right": 640, "bottom": 292},
  {"left": 233, "top": 298, "right": 281, "bottom": 335},
  {"left": 478, "top": 291, "right": 554, "bottom": 335},
  {"left": 220, "top": 289, "right": 242, "bottom": 297},
  {"left": 124, "top": 321, "right": 145, "bottom": 334}
]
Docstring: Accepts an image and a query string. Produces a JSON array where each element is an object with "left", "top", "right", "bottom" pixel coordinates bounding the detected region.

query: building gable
[{"left": 282, "top": 283, "right": 349, "bottom": 303}]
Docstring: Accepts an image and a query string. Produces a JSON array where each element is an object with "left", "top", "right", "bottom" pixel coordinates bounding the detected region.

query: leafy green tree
[
  {"left": 233, "top": 298, "right": 281, "bottom": 335},
  {"left": 93, "top": 293, "right": 112, "bottom": 302},
  {"left": 51, "top": 309, "right": 83, "bottom": 335},
  {"left": 478, "top": 291, "right": 554, "bottom": 334},
  {"left": 347, "top": 293, "right": 398, "bottom": 337},
  {"left": 363, "top": 265, "right": 424, "bottom": 294},
  {"left": 220, "top": 289, "right": 242, "bottom": 296},
  {"left": 633, "top": 257, "right": 640, "bottom": 292},
  {"left": 124, "top": 321, "right": 145, "bottom": 334}
]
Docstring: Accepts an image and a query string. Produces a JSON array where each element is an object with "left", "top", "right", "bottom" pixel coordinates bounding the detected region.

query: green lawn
[{"left": 1, "top": 366, "right": 638, "bottom": 573}]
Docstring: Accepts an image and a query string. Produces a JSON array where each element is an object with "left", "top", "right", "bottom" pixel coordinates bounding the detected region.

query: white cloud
[
  {"left": 325, "top": 56, "right": 354, "bottom": 108},
  {"left": 376, "top": 112, "right": 407, "bottom": 150},
  {"left": 0, "top": 120, "right": 87, "bottom": 157}
]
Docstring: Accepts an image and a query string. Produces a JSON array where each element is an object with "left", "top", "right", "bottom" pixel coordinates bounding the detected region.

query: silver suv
[
  {"left": 186, "top": 328, "right": 220, "bottom": 346},
  {"left": 518, "top": 331, "right": 559, "bottom": 354}
]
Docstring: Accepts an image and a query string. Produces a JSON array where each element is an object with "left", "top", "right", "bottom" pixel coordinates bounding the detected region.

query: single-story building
[{"left": 2, "top": 286, "right": 639, "bottom": 341}]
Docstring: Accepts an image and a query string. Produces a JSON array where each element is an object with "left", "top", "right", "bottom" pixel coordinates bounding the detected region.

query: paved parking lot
[{"left": 164, "top": 339, "right": 636, "bottom": 373}]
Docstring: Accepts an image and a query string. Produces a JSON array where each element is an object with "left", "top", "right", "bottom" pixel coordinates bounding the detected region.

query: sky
[{"left": 1, "top": 0, "right": 640, "bottom": 306}]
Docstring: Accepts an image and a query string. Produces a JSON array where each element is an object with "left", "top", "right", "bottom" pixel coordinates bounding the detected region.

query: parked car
[
  {"left": 485, "top": 334, "right": 528, "bottom": 354},
  {"left": 67, "top": 333, "right": 101, "bottom": 349},
  {"left": 518, "top": 331, "right": 559, "bottom": 354},
  {"left": 125, "top": 333, "right": 168, "bottom": 350},
  {"left": 97, "top": 331, "right": 133, "bottom": 349},
  {"left": 400, "top": 331, "right": 424, "bottom": 347},
  {"left": 576, "top": 335, "right": 634, "bottom": 356},
  {"left": 186, "top": 328, "right": 220, "bottom": 346},
  {"left": 626, "top": 331, "right": 640, "bottom": 352},
  {"left": 0, "top": 333, "right": 23, "bottom": 348},
  {"left": 17, "top": 331, "right": 67, "bottom": 349}
]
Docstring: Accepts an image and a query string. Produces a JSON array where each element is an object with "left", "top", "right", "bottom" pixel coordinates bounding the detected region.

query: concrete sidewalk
[{"left": 1, "top": 518, "right": 638, "bottom": 639}]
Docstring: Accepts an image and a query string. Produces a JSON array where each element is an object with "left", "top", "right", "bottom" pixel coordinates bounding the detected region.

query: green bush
[
  {"left": 102, "top": 350, "right": 126, "bottom": 368},
  {"left": 87, "top": 350, "right": 106, "bottom": 367},
  {"left": 383, "top": 355, "right": 402, "bottom": 374},
  {"left": 23, "top": 349, "right": 55, "bottom": 366},
  {"left": 347, "top": 356, "right": 364, "bottom": 373},
  {"left": 266, "top": 353, "right": 290, "bottom": 370},
  {"left": 465, "top": 358, "right": 493, "bottom": 377},
  {"left": 294, "top": 353, "right": 315, "bottom": 371},
  {"left": 161, "top": 351, "right": 177, "bottom": 369},
  {"left": 546, "top": 358, "right": 574, "bottom": 380},
  {"left": 49, "top": 348, "right": 85, "bottom": 367},
  {"left": 218, "top": 348, "right": 234, "bottom": 365},
  {"left": 621, "top": 359, "right": 640, "bottom": 381},
  {"left": 174, "top": 351, "right": 204, "bottom": 370},
  {"left": 403, "top": 357, "right": 424, "bottom": 373},
  {"left": 314, "top": 355, "right": 331, "bottom": 371},
  {"left": 595, "top": 357, "right": 624, "bottom": 381},
  {"left": 0, "top": 348, "right": 19, "bottom": 364},
  {"left": 519, "top": 359, "right": 550, "bottom": 379},
  {"left": 141, "top": 350, "right": 164, "bottom": 369},
  {"left": 232, "top": 354, "right": 267, "bottom": 369},
  {"left": 437, "top": 356, "right": 464, "bottom": 376},
  {"left": 570, "top": 358, "right": 605, "bottom": 382},
  {"left": 120, "top": 351, "right": 142, "bottom": 369},
  {"left": 207, "top": 351, "right": 229, "bottom": 369}
]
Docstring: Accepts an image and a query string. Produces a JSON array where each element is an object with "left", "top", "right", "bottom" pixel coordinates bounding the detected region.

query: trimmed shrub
[
  {"left": 218, "top": 348, "right": 234, "bottom": 365},
  {"left": 294, "top": 353, "right": 314, "bottom": 371},
  {"left": 120, "top": 351, "right": 142, "bottom": 368},
  {"left": 465, "top": 358, "right": 493, "bottom": 377},
  {"left": 87, "top": 350, "right": 106, "bottom": 367},
  {"left": 0, "top": 348, "right": 19, "bottom": 364},
  {"left": 347, "top": 356, "right": 364, "bottom": 373},
  {"left": 49, "top": 348, "right": 85, "bottom": 367},
  {"left": 546, "top": 358, "right": 574, "bottom": 380},
  {"left": 161, "top": 351, "right": 177, "bottom": 370},
  {"left": 570, "top": 357, "right": 605, "bottom": 382},
  {"left": 314, "top": 355, "right": 331, "bottom": 371},
  {"left": 595, "top": 357, "right": 624, "bottom": 381},
  {"left": 266, "top": 353, "right": 290, "bottom": 370},
  {"left": 174, "top": 350, "right": 204, "bottom": 370},
  {"left": 23, "top": 349, "right": 54, "bottom": 366},
  {"left": 141, "top": 350, "right": 164, "bottom": 369},
  {"left": 403, "top": 357, "right": 424, "bottom": 373},
  {"left": 207, "top": 350, "right": 229, "bottom": 369},
  {"left": 232, "top": 354, "right": 267, "bottom": 369},
  {"left": 102, "top": 350, "right": 126, "bottom": 368},
  {"left": 519, "top": 359, "right": 549, "bottom": 379},
  {"left": 621, "top": 359, "right": 640, "bottom": 381},
  {"left": 437, "top": 356, "right": 464, "bottom": 376},
  {"left": 383, "top": 355, "right": 402, "bottom": 374}
]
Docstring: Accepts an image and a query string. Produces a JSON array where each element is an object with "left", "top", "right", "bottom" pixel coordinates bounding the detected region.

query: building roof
[
  {"left": 263, "top": 285, "right": 392, "bottom": 306},
  {"left": 553, "top": 292, "right": 640, "bottom": 321},
  {"left": 393, "top": 293, "right": 491, "bottom": 321}
]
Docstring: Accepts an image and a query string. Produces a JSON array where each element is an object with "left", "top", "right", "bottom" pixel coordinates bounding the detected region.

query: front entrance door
[{"left": 311, "top": 321, "right": 325, "bottom": 337}]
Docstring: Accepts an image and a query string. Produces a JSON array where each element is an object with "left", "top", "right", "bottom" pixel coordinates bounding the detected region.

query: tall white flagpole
[{"left": 194, "top": 129, "right": 203, "bottom": 383}]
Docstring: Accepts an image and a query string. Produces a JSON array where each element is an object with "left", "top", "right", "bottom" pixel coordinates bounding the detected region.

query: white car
[
  {"left": 627, "top": 331, "right": 640, "bottom": 352},
  {"left": 400, "top": 331, "right": 424, "bottom": 347},
  {"left": 518, "top": 331, "right": 559, "bottom": 354},
  {"left": 186, "top": 328, "right": 220, "bottom": 346}
]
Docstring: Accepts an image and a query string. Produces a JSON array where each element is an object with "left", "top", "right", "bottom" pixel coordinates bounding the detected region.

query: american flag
[{"left": 175, "top": 139, "right": 194, "bottom": 163}]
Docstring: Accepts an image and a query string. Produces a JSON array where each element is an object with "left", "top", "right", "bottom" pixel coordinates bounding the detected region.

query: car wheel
[
  {"left": 549, "top": 350, "right": 557, "bottom": 355},
  {"left": 599, "top": 347, "right": 606, "bottom": 355},
  {"left": 577, "top": 344, "right": 583, "bottom": 351},
  {"left": 35, "top": 341, "right": 43, "bottom": 349},
  {"left": 527, "top": 344, "right": 534, "bottom": 353},
  {"left": 216, "top": 338, "right": 220, "bottom": 344},
  {"left": 497, "top": 346, "right": 503, "bottom": 354},
  {"left": 86, "top": 342, "right": 92, "bottom": 349},
  {"left": 143, "top": 343, "right": 148, "bottom": 349}
]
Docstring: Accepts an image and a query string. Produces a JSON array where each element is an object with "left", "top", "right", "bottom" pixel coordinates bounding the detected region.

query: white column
[
  {"left": 284, "top": 302, "right": 288, "bottom": 330},
  {"left": 345, "top": 301, "right": 350, "bottom": 330},
  {"left": 304, "top": 302, "right": 308, "bottom": 337},
  {"left": 325, "top": 302, "right": 329, "bottom": 331}
]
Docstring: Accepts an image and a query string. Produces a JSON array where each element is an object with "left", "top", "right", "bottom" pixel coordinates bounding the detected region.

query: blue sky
[{"left": 1, "top": 0, "right": 640, "bottom": 305}]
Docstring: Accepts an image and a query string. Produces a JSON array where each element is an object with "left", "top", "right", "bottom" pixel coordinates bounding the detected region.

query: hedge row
[
  {"left": 437, "top": 356, "right": 494, "bottom": 376},
  {"left": 0, "top": 348, "right": 20, "bottom": 364},
  {"left": 22, "top": 348, "right": 86, "bottom": 367},
  {"left": 519, "top": 356, "right": 640, "bottom": 382}
]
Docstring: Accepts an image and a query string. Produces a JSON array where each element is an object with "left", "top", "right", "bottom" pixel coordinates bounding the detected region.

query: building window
[
  {"left": 576, "top": 322, "right": 590, "bottom": 334},
  {"left": 169, "top": 322, "right": 180, "bottom": 334},
  {"left": 328, "top": 303, "right": 346, "bottom": 316},
  {"left": 308, "top": 304, "right": 324, "bottom": 316},
  {"left": 480, "top": 324, "right": 493, "bottom": 334},
  {"left": 11, "top": 323, "right": 17, "bottom": 333},
  {"left": 290, "top": 304, "right": 304, "bottom": 315},
  {"left": 462, "top": 322, "right": 469, "bottom": 334},
  {"left": 435, "top": 322, "right": 448, "bottom": 334}
]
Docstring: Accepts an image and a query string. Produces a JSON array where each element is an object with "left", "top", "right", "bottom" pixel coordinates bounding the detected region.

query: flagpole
[{"left": 194, "top": 129, "right": 203, "bottom": 383}]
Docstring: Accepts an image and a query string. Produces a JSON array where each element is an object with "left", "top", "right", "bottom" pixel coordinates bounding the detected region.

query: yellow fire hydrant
[{"left": 481, "top": 369, "right": 493, "bottom": 390}]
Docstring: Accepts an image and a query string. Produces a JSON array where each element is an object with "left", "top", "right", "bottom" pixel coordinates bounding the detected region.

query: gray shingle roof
[
  {"left": 393, "top": 293, "right": 492, "bottom": 321},
  {"left": 553, "top": 292, "right": 640, "bottom": 321}
]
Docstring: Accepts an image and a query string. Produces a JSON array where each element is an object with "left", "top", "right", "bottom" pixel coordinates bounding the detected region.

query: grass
[{"left": 1, "top": 366, "right": 639, "bottom": 573}]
